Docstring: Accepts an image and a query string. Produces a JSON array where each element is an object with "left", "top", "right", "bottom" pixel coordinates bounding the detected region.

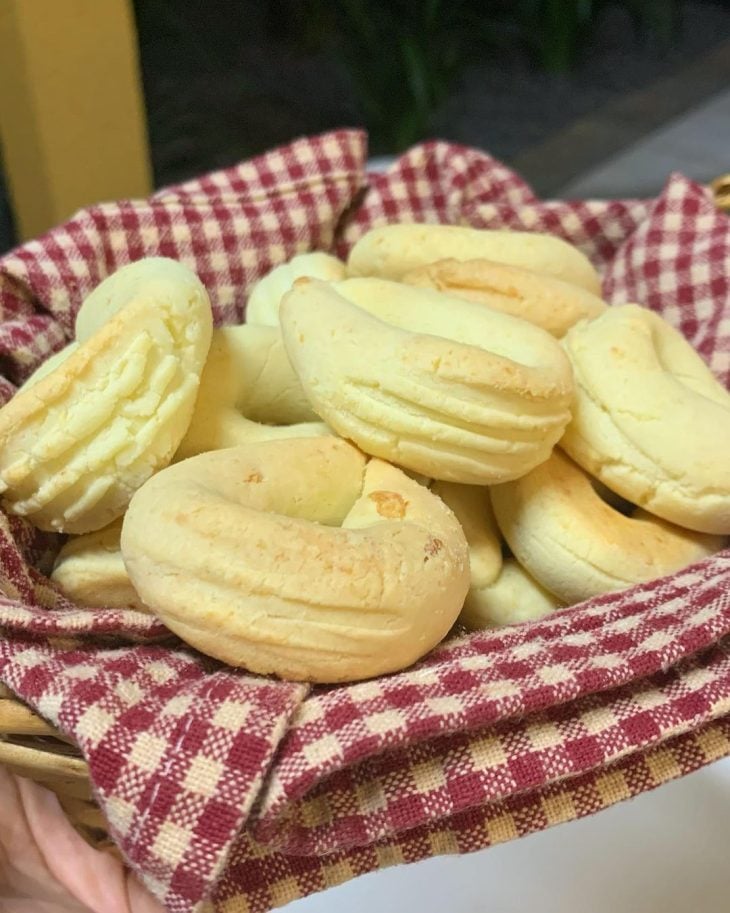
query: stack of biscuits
[{"left": 1, "top": 224, "right": 728, "bottom": 683}]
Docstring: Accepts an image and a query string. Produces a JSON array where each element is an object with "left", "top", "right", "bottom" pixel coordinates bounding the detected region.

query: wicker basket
[
  {"left": 1, "top": 175, "right": 729, "bottom": 855},
  {"left": 712, "top": 173, "right": 730, "bottom": 211},
  {"left": 0, "top": 683, "right": 116, "bottom": 850}
]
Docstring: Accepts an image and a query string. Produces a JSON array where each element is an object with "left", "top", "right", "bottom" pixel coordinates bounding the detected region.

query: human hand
[{"left": 0, "top": 765, "right": 165, "bottom": 913}]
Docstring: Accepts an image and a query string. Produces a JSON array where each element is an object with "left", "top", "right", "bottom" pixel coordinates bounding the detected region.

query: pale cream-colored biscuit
[
  {"left": 430, "top": 482, "right": 502, "bottom": 589},
  {"left": 432, "top": 480, "right": 560, "bottom": 628},
  {"left": 175, "top": 323, "right": 329, "bottom": 460},
  {"left": 462, "top": 558, "right": 562, "bottom": 629},
  {"left": 347, "top": 224, "right": 601, "bottom": 293},
  {"left": 74, "top": 256, "right": 203, "bottom": 341},
  {"left": 78, "top": 259, "right": 327, "bottom": 460},
  {"left": 491, "top": 449, "right": 724, "bottom": 605},
  {"left": 561, "top": 304, "right": 730, "bottom": 534},
  {"left": 245, "top": 252, "right": 346, "bottom": 326},
  {"left": 280, "top": 278, "right": 574, "bottom": 485},
  {"left": 121, "top": 437, "right": 470, "bottom": 683},
  {"left": 51, "top": 520, "right": 149, "bottom": 611},
  {"left": 403, "top": 258, "right": 606, "bottom": 337},
  {"left": 0, "top": 258, "right": 213, "bottom": 533}
]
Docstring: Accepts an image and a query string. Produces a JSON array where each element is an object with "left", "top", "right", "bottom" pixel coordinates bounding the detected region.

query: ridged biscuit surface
[
  {"left": 0, "top": 258, "right": 213, "bottom": 532},
  {"left": 122, "top": 438, "right": 470, "bottom": 682},
  {"left": 280, "top": 278, "right": 574, "bottom": 484}
]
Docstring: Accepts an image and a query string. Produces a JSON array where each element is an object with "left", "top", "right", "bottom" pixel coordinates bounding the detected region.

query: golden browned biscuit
[
  {"left": 561, "top": 304, "right": 730, "bottom": 534},
  {"left": 491, "top": 449, "right": 724, "bottom": 605},
  {"left": 280, "top": 278, "right": 574, "bottom": 485},
  {"left": 175, "top": 324, "right": 329, "bottom": 461},
  {"left": 121, "top": 437, "right": 470, "bottom": 683},
  {"left": 403, "top": 258, "right": 606, "bottom": 337},
  {"left": 51, "top": 520, "right": 149, "bottom": 611},
  {"left": 245, "top": 252, "right": 346, "bottom": 326},
  {"left": 0, "top": 258, "right": 213, "bottom": 532},
  {"left": 347, "top": 224, "right": 601, "bottom": 293}
]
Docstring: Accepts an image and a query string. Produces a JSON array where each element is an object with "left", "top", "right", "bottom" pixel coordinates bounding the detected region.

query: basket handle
[{"left": 711, "top": 174, "right": 730, "bottom": 212}]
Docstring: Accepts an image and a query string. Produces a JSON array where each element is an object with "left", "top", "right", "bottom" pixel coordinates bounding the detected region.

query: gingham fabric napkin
[{"left": 0, "top": 130, "right": 729, "bottom": 913}]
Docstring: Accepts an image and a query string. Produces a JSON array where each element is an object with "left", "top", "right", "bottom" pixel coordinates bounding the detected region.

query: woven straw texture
[{"left": 0, "top": 130, "right": 729, "bottom": 913}]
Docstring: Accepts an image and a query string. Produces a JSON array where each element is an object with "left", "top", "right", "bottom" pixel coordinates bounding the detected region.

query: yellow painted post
[{"left": 0, "top": 0, "right": 152, "bottom": 241}]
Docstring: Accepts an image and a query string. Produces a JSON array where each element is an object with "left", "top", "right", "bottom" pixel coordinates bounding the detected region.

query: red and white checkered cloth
[{"left": 1, "top": 130, "right": 729, "bottom": 913}]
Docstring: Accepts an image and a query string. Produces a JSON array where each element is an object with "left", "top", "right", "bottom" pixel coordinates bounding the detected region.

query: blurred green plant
[
  {"left": 510, "top": 0, "right": 683, "bottom": 72},
  {"left": 330, "top": 0, "right": 493, "bottom": 153},
  {"left": 134, "top": 0, "right": 685, "bottom": 157},
  {"left": 273, "top": 0, "right": 684, "bottom": 152}
]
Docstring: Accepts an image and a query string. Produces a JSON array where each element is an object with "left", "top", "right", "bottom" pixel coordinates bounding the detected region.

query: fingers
[
  {"left": 16, "top": 774, "right": 126, "bottom": 912},
  {"left": 124, "top": 873, "right": 167, "bottom": 913},
  {"left": 0, "top": 767, "right": 164, "bottom": 913},
  {"left": 0, "top": 764, "right": 74, "bottom": 907}
]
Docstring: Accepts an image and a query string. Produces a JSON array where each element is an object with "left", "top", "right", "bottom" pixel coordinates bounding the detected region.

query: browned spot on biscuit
[
  {"left": 425, "top": 536, "right": 443, "bottom": 557},
  {"left": 369, "top": 490, "right": 408, "bottom": 519},
  {"left": 244, "top": 470, "right": 263, "bottom": 483},
  {"left": 293, "top": 277, "right": 311, "bottom": 288},
  {"left": 496, "top": 283, "right": 522, "bottom": 300}
]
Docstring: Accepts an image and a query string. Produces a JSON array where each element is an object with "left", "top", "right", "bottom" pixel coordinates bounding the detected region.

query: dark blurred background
[{"left": 2, "top": 0, "right": 730, "bottom": 252}]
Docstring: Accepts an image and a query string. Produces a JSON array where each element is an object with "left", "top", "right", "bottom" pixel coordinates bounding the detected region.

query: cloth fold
[{"left": 0, "top": 130, "right": 729, "bottom": 913}]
